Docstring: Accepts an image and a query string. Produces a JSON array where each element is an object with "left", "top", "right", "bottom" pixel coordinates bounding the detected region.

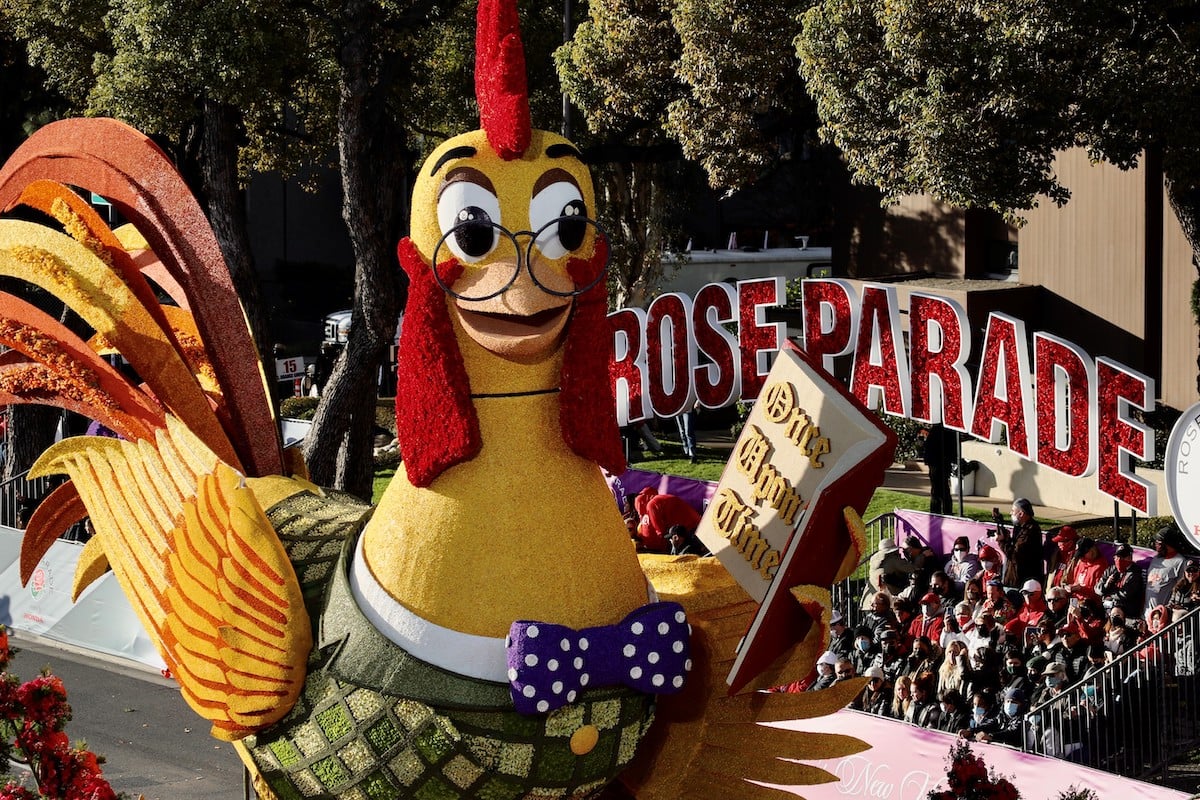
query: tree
[
  {"left": 796, "top": 0, "right": 1200, "bottom": 370},
  {"left": 556, "top": 0, "right": 688, "bottom": 308},
  {"left": 0, "top": 1, "right": 427, "bottom": 497}
]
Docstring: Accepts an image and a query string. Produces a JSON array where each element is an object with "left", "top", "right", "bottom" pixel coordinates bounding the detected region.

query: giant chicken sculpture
[{"left": 0, "top": 2, "right": 876, "bottom": 798}]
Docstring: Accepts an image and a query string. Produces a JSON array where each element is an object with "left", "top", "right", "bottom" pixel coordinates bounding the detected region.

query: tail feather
[{"left": 0, "top": 118, "right": 282, "bottom": 476}]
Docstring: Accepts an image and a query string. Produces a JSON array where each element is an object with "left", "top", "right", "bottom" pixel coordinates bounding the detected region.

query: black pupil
[
  {"left": 454, "top": 207, "right": 494, "bottom": 257},
  {"left": 558, "top": 200, "right": 586, "bottom": 251}
]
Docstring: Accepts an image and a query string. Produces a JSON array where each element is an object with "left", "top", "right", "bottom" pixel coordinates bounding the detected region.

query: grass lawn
[{"left": 371, "top": 438, "right": 1173, "bottom": 546}]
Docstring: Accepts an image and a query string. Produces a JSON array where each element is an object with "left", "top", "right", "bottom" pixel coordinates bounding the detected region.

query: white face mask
[
  {"left": 1012, "top": 513, "right": 1020, "bottom": 524},
  {"left": 982, "top": 560, "right": 996, "bottom": 571},
  {"left": 952, "top": 550, "right": 964, "bottom": 562},
  {"left": 1004, "top": 701, "right": 1020, "bottom": 717}
]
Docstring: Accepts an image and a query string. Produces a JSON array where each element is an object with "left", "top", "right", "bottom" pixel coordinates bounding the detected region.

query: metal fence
[
  {"left": 1022, "top": 604, "right": 1200, "bottom": 781},
  {"left": 832, "top": 512, "right": 896, "bottom": 631},
  {"left": 0, "top": 469, "right": 87, "bottom": 540}
]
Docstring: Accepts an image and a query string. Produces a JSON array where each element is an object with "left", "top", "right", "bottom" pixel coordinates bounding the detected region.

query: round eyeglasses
[{"left": 432, "top": 216, "right": 609, "bottom": 302}]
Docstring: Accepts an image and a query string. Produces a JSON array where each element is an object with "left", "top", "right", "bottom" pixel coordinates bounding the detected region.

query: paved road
[{"left": 6, "top": 635, "right": 246, "bottom": 800}]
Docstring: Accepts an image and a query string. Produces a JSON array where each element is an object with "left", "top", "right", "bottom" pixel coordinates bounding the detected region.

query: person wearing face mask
[
  {"left": 1052, "top": 620, "right": 1091, "bottom": 683},
  {"left": 862, "top": 593, "right": 897, "bottom": 640},
  {"left": 961, "top": 689, "right": 998, "bottom": 738},
  {"left": 806, "top": 650, "right": 839, "bottom": 692},
  {"left": 878, "top": 630, "right": 909, "bottom": 683},
  {"left": 1046, "top": 526, "right": 1079, "bottom": 589},
  {"left": 1065, "top": 538, "right": 1109, "bottom": 602},
  {"left": 1005, "top": 578, "right": 1047, "bottom": 641},
  {"left": 903, "top": 634, "right": 938, "bottom": 680},
  {"left": 944, "top": 600, "right": 976, "bottom": 645},
  {"left": 999, "top": 648, "right": 1030, "bottom": 696},
  {"left": 935, "top": 689, "right": 969, "bottom": 733},
  {"left": 1034, "top": 662, "right": 1068, "bottom": 707},
  {"left": 977, "top": 544, "right": 1003, "bottom": 588},
  {"left": 961, "top": 644, "right": 1001, "bottom": 699},
  {"left": 851, "top": 665, "right": 890, "bottom": 715},
  {"left": 996, "top": 498, "right": 1044, "bottom": 585},
  {"left": 972, "top": 686, "right": 1030, "bottom": 747},
  {"left": 945, "top": 535, "right": 981, "bottom": 592},
  {"left": 1103, "top": 609, "right": 1137, "bottom": 655},
  {"left": 909, "top": 592, "right": 946, "bottom": 644},
  {"left": 900, "top": 535, "right": 938, "bottom": 600},
  {"left": 1098, "top": 542, "right": 1145, "bottom": 618},
  {"left": 964, "top": 610, "right": 1001, "bottom": 652},
  {"left": 1144, "top": 526, "right": 1187, "bottom": 619},
  {"left": 851, "top": 626, "right": 880, "bottom": 677}
]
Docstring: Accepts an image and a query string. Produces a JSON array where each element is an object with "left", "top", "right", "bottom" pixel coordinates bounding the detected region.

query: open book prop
[{"left": 696, "top": 342, "right": 897, "bottom": 693}]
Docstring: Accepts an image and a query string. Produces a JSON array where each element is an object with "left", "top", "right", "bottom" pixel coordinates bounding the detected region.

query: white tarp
[{"left": 0, "top": 526, "right": 164, "bottom": 671}]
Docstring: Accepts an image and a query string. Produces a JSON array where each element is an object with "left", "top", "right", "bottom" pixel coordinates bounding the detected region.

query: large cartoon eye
[
  {"left": 437, "top": 179, "right": 502, "bottom": 263},
  {"left": 530, "top": 181, "right": 587, "bottom": 260}
]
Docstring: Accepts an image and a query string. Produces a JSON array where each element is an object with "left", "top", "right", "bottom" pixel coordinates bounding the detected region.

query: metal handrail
[{"left": 1021, "top": 602, "right": 1200, "bottom": 780}]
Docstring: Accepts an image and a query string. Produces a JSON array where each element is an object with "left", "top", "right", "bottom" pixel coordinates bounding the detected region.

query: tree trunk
[
  {"left": 198, "top": 98, "right": 278, "bottom": 400},
  {"left": 303, "top": 0, "right": 404, "bottom": 499},
  {"left": 1165, "top": 175, "right": 1200, "bottom": 399}
]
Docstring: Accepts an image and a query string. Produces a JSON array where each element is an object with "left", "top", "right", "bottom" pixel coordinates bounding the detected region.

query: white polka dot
[
  {"left": 579, "top": 638, "right": 589, "bottom": 651},
  {"left": 672, "top": 676, "right": 684, "bottom": 688},
  {"left": 508, "top": 668, "right": 518, "bottom": 681},
  {"left": 675, "top": 610, "right": 686, "bottom": 624},
  {"left": 528, "top": 625, "right": 540, "bottom": 638},
  {"left": 687, "top": 624, "right": 692, "bottom": 634},
  {"left": 685, "top": 659, "right": 693, "bottom": 672},
  {"left": 658, "top": 622, "right": 670, "bottom": 635},
  {"left": 560, "top": 638, "right": 571, "bottom": 651},
  {"left": 567, "top": 690, "right": 577, "bottom": 702},
  {"left": 648, "top": 652, "right": 660, "bottom": 664},
  {"left": 505, "top": 635, "right": 512, "bottom": 648},
  {"left": 548, "top": 659, "right": 559, "bottom": 672},
  {"left": 552, "top": 681, "right": 564, "bottom": 694},
  {"left": 574, "top": 657, "right": 584, "bottom": 669},
  {"left": 525, "top": 654, "right": 539, "bottom": 667},
  {"left": 631, "top": 621, "right": 644, "bottom": 635},
  {"left": 672, "top": 640, "right": 684, "bottom": 653},
  {"left": 580, "top": 673, "right": 590, "bottom": 686},
  {"left": 652, "top": 674, "right": 664, "bottom": 687},
  {"left": 537, "top": 700, "right": 549, "bottom": 713},
  {"left": 630, "top": 666, "right": 643, "bottom": 680},
  {"left": 623, "top": 644, "right": 636, "bottom": 658},
  {"left": 523, "top": 685, "right": 537, "bottom": 698}
]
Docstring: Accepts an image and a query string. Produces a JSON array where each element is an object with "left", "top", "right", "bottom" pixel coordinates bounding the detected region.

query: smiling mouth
[{"left": 453, "top": 301, "right": 572, "bottom": 358}]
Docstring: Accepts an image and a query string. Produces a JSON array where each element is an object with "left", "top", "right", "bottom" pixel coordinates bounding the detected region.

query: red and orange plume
[{"left": 476, "top": 0, "right": 532, "bottom": 160}]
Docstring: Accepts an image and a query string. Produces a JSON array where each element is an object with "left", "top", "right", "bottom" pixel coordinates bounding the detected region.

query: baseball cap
[
  {"left": 864, "top": 666, "right": 885, "bottom": 680},
  {"left": 1115, "top": 543, "right": 1133, "bottom": 558},
  {"left": 986, "top": 578, "right": 1003, "bottom": 588},
  {"left": 1021, "top": 579, "right": 1042, "bottom": 594},
  {"left": 1052, "top": 526, "right": 1078, "bottom": 543},
  {"left": 1003, "top": 686, "right": 1028, "bottom": 703},
  {"left": 817, "top": 650, "right": 838, "bottom": 666},
  {"left": 1042, "top": 662, "right": 1066, "bottom": 675},
  {"left": 831, "top": 610, "right": 845, "bottom": 625},
  {"left": 879, "top": 538, "right": 898, "bottom": 553},
  {"left": 880, "top": 629, "right": 900, "bottom": 641},
  {"left": 920, "top": 592, "right": 940, "bottom": 604}
]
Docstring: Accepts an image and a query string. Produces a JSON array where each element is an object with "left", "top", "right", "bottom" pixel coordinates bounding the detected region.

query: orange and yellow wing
[{"left": 30, "top": 417, "right": 311, "bottom": 741}]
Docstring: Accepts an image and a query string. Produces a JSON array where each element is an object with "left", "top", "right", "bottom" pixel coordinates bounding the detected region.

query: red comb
[{"left": 476, "top": 0, "right": 531, "bottom": 160}]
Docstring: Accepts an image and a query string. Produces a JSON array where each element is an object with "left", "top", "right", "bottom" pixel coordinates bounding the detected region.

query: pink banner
[
  {"left": 767, "top": 709, "right": 1187, "bottom": 800},
  {"left": 890, "top": 509, "right": 1157, "bottom": 567},
  {"left": 606, "top": 468, "right": 717, "bottom": 516}
]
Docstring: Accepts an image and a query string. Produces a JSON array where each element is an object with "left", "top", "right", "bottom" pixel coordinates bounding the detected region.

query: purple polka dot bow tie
[{"left": 505, "top": 602, "right": 692, "bottom": 715}]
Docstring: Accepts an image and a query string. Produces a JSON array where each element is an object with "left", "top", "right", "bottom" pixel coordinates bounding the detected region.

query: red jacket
[{"left": 634, "top": 489, "right": 701, "bottom": 553}]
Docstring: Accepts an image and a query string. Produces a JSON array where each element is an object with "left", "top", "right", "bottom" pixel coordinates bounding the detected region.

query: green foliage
[
  {"left": 795, "top": 0, "right": 1200, "bottom": 241},
  {"left": 880, "top": 411, "right": 924, "bottom": 463},
  {"left": 280, "top": 396, "right": 319, "bottom": 420}
]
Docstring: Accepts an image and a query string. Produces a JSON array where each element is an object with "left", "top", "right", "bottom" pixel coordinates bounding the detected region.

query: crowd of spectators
[{"left": 801, "top": 505, "right": 1200, "bottom": 769}]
